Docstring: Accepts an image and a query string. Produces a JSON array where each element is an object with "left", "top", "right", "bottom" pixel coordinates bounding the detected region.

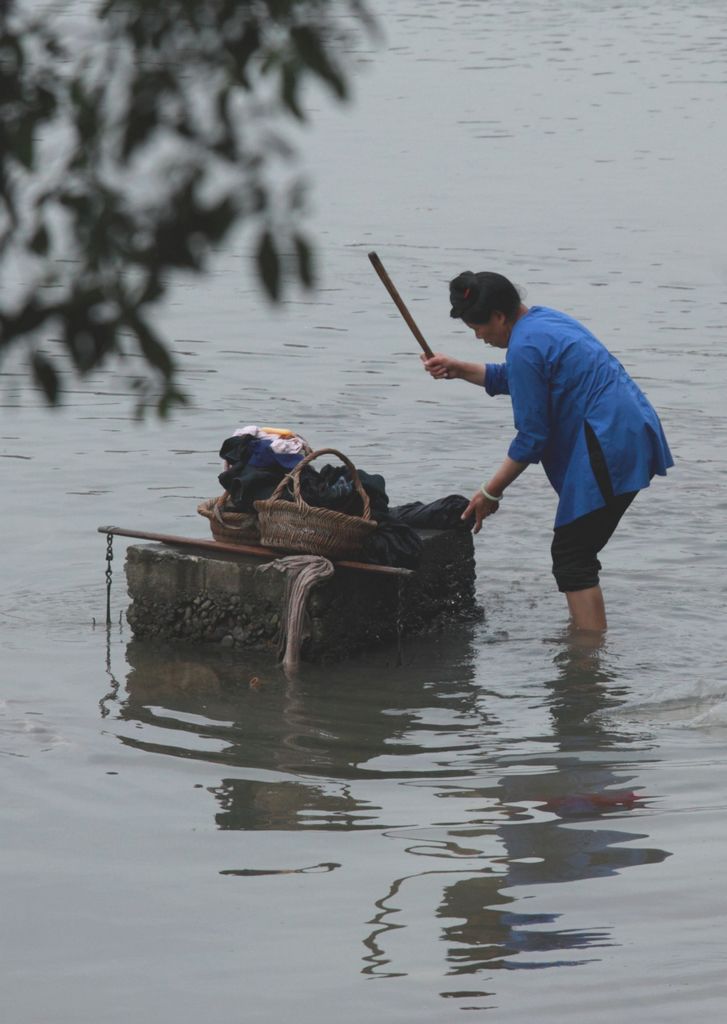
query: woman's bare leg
[{"left": 565, "top": 586, "right": 607, "bottom": 631}]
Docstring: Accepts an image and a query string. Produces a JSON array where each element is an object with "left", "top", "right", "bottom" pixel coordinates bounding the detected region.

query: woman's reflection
[{"left": 363, "top": 631, "right": 669, "bottom": 983}]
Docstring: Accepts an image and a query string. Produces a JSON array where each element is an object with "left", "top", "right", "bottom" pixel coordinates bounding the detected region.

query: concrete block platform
[{"left": 125, "top": 529, "right": 480, "bottom": 662}]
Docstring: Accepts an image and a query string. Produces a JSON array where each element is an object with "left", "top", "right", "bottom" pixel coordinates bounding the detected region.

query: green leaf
[
  {"left": 133, "top": 318, "right": 174, "bottom": 376},
  {"left": 122, "top": 107, "right": 158, "bottom": 159},
  {"left": 31, "top": 352, "right": 60, "bottom": 404},
  {"left": 35, "top": 84, "right": 57, "bottom": 120},
  {"left": 294, "top": 234, "right": 315, "bottom": 288},
  {"left": 157, "top": 384, "right": 190, "bottom": 418},
  {"left": 228, "top": 22, "right": 260, "bottom": 88},
  {"left": 291, "top": 25, "right": 347, "bottom": 100},
  {"left": 281, "top": 63, "right": 305, "bottom": 121},
  {"left": 14, "top": 120, "right": 34, "bottom": 169},
  {"left": 257, "top": 229, "right": 280, "bottom": 300},
  {"left": 30, "top": 224, "right": 49, "bottom": 255}
]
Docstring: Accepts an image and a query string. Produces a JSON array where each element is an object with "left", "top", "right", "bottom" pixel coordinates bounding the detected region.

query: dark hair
[{"left": 449, "top": 271, "right": 521, "bottom": 324}]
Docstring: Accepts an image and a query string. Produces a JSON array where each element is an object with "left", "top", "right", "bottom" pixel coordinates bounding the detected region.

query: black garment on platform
[
  {"left": 362, "top": 521, "right": 424, "bottom": 569},
  {"left": 364, "top": 494, "right": 475, "bottom": 569},
  {"left": 219, "top": 434, "right": 256, "bottom": 468},
  {"left": 219, "top": 464, "right": 285, "bottom": 511},
  {"left": 297, "top": 466, "right": 390, "bottom": 521},
  {"left": 387, "top": 494, "right": 474, "bottom": 531}
]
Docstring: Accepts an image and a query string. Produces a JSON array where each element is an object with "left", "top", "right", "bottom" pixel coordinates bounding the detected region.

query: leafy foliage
[{"left": 0, "top": 0, "right": 374, "bottom": 415}]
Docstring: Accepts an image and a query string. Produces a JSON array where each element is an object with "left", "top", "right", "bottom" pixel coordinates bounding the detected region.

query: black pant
[{"left": 551, "top": 424, "right": 637, "bottom": 593}]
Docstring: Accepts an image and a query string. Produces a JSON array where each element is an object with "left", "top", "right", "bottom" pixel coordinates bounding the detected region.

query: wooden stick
[
  {"left": 368, "top": 251, "right": 434, "bottom": 358},
  {"left": 97, "top": 526, "right": 414, "bottom": 577}
]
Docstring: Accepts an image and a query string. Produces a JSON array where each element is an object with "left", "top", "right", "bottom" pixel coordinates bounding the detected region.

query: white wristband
[{"left": 480, "top": 484, "right": 503, "bottom": 502}]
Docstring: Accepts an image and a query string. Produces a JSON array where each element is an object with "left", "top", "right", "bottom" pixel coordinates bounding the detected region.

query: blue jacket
[{"left": 484, "top": 306, "right": 673, "bottom": 527}]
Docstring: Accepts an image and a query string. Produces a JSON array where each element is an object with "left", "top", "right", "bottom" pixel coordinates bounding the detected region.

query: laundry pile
[
  {"left": 215, "top": 425, "right": 474, "bottom": 569},
  {"left": 218, "top": 425, "right": 312, "bottom": 508}
]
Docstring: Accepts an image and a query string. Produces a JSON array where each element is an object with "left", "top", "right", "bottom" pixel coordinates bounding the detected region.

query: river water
[{"left": 2, "top": 1, "right": 727, "bottom": 1021}]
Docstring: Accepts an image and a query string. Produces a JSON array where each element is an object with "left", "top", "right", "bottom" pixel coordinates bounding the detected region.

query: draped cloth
[{"left": 274, "top": 555, "right": 335, "bottom": 675}]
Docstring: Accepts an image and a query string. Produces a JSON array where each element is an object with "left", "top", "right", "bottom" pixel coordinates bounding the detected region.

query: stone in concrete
[{"left": 125, "top": 528, "right": 480, "bottom": 662}]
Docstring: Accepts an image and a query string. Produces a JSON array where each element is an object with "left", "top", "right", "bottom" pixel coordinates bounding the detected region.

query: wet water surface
[{"left": 2, "top": 1, "right": 727, "bottom": 1021}]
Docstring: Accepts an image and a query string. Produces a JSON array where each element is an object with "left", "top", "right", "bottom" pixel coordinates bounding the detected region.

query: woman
[{"left": 423, "top": 271, "right": 673, "bottom": 632}]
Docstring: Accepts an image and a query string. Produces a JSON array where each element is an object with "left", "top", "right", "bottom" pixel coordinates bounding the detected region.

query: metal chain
[{"left": 105, "top": 532, "right": 114, "bottom": 626}]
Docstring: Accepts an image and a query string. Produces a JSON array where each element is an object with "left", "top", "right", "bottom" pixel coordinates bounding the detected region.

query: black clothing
[
  {"left": 217, "top": 433, "right": 473, "bottom": 569},
  {"left": 551, "top": 425, "right": 637, "bottom": 592}
]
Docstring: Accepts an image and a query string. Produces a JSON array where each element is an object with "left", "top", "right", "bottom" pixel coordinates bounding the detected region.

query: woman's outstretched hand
[
  {"left": 422, "top": 354, "right": 488, "bottom": 387},
  {"left": 462, "top": 490, "right": 500, "bottom": 534},
  {"left": 421, "top": 353, "right": 460, "bottom": 380}
]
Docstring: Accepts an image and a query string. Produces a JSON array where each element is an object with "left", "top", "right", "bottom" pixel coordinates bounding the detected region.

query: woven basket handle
[
  {"left": 212, "top": 492, "right": 231, "bottom": 525},
  {"left": 268, "top": 447, "right": 373, "bottom": 521}
]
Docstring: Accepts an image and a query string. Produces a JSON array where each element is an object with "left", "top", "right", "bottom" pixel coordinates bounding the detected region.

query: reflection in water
[
  {"left": 213, "top": 777, "right": 373, "bottom": 831},
  {"left": 363, "top": 633, "right": 669, "bottom": 989},
  {"left": 220, "top": 862, "right": 340, "bottom": 877},
  {"left": 106, "top": 628, "right": 670, "bottom": 1003},
  {"left": 98, "top": 622, "right": 122, "bottom": 719}
]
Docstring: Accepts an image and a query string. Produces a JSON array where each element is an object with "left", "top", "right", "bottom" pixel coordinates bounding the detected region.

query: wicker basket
[
  {"left": 254, "top": 448, "right": 378, "bottom": 558},
  {"left": 197, "top": 493, "right": 260, "bottom": 544}
]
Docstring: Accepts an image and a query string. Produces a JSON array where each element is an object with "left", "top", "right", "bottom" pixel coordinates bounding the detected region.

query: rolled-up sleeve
[
  {"left": 506, "top": 343, "right": 550, "bottom": 464},
  {"left": 484, "top": 363, "right": 510, "bottom": 395}
]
